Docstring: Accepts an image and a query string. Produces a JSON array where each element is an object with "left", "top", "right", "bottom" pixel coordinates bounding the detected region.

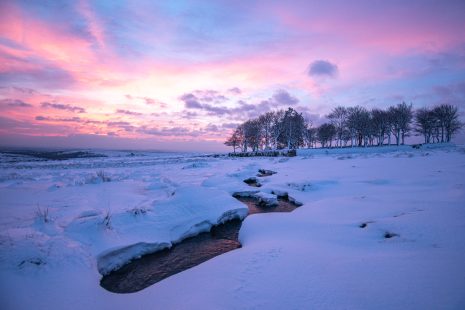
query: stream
[{"left": 101, "top": 178, "right": 300, "bottom": 293}]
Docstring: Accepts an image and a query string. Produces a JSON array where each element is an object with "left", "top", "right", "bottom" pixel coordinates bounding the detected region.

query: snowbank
[{"left": 297, "top": 143, "right": 456, "bottom": 156}]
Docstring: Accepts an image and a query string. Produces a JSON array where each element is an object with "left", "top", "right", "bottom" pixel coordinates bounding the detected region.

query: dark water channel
[{"left": 100, "top": 195, "right": 300, "bottom": 293}]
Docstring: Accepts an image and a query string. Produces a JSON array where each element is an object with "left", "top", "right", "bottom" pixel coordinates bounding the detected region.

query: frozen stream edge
[{"left": 100, "top": 183, "right": 302, "bottom": 293}]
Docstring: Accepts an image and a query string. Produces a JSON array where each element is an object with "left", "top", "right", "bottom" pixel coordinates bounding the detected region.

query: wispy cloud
[
  {"left": 35, "top": 115, "right": 81, "bottom": 122},
  {"left": 181, "top": 89, "right": 299, "bottom": 118},
  {"left": 125, "top": 94, "right": 167, "bottom": 107},
  {"left": 115, "top": 109, "right": 143, "bottom": 116},
  {"left": 41, "top": 102, "right": 86, "bottom": 113},
  {"left": 228, "top": 87, "right": 242, "bottom": 95},
  {"left": 0, "top": 98, "right": 32, "bottom": 108}
]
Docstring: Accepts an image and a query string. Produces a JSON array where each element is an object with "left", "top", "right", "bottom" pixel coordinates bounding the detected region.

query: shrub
[
  {"left": 96, "top": 170, "right": 111, "bottom": 182},
  {"left": 101, "top": 210, "right": 112, "bottom": 229},
  {"left": 129, "top": 206, "right": 148, "bottom": 216},
  {"left": 35, "top": 206, "right": 50, "bottom": 223}
]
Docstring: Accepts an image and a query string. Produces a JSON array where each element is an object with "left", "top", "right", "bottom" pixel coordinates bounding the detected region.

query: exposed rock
[
  {"left": 384, "top": 232, "right": 399, "bottom": 239},
  {"left": 243, "top": 177, "right": 262, "bottom": 187},
  {"left": 257, "top": 169, "right": 277, "bottom": 177}
]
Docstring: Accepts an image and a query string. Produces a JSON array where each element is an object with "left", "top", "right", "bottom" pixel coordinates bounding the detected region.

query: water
[
  {"left": 234, "top": 195, "right": 299, "bottom": 214},
  {"left": 100, "top": 219, "right": 242, "bottom": 293}
]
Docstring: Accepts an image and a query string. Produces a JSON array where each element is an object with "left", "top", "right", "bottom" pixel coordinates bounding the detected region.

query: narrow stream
[
  {"left": 100, "top": 219, "right": 242, "bottom": 293},
  {"left": 234, "top": 195, "right": 300, "bottom": 214},
  {"left": 100, "top": 182, "right": 300, "bottom": 293}
]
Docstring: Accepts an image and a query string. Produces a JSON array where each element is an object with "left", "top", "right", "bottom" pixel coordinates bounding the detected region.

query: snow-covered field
[{"left": 1, "top": 145, "right": 464, "bottom": 309}]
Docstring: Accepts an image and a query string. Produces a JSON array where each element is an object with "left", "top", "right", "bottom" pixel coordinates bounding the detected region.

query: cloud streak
[
  {"left": 116, "top": 109, "right": 143, "bottom": 116},
  {"left": 0, "top": 98, "right": 32, "bottom": 107},
  {"left": 181, "top": 89, "right": 299, "bottom": 118},
  {"left": 40, "top": 102, "right": 86, "bottom": 113}
]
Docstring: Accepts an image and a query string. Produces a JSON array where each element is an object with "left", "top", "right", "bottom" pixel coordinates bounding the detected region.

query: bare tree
[
  {"left": 327, "top": 106, "right": 348, "bottom": 147},
  {"left": 258, "top": 112, "right": 275, "bottom": 150},
  {"left": 235, "top": 124, "right": 246, "bottom": 152},
  {"left": 271, "top": 110, "right": 285, "bottom": 149},
  {"left": 243, "top": 119, "right": 262, "bottom": 151},
  {"left": 371, "top": 108, "right": 390, "bottom": 145},
  {"left": 443, "top": 105, "right": 462, "bottom": 142},
  {"left": 280, "top": 108, "right": 306, "bottom": 149},
  {"left": 304, "top": 125, "right": 317, "bottom": 148},
  {"left": 389, "top": 102, "right": 413, "bottom": 145},
  {"left": 224, "top": 129, "right": 242, "bottom": 153},
  {"left": 224, "top": 102, "right": 460, "bottom": 152},
  {"left": 317, "top": 123, "right": 336, "bottom": 148},
  {"left": 341, "top": 128, "right": 351, "bottom": 146},
  {"left": 415, "top": 107, "right": 436, "bottom": 144},
  {"left": 347, "top": 106, "right": 371, "bottom": 147},
  {"left": 433, "top": 104, "right": 462, "bottom": 143},
  {"left": 385, "top": 109, "right": 394, "bottom": 145},
  {"left": 346, "top": 107, "right": 358, "bottom": 147}
]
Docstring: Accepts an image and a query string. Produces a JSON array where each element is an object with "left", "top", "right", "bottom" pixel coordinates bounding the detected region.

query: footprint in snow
[{"left": 234, "top": 249, "right": 283, "bottom": 298}]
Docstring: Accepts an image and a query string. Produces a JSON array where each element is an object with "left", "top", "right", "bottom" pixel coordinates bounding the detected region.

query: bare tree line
[{"left": 225, "top": 103, "right": 462, "bottom": 152}]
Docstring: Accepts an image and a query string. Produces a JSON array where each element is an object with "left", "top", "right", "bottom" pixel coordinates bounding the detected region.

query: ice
[{"left": 97, "top": 242, "right": 171, "bottom": 275}]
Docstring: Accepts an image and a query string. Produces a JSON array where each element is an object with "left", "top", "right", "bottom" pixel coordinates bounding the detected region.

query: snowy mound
[{"left": 94, "top": 186, "right": 248, "bottom": 275}]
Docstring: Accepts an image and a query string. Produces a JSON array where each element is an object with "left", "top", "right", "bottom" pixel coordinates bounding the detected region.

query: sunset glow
[{"left": 1, "top": 0, "right": 464, "bottom": 151}]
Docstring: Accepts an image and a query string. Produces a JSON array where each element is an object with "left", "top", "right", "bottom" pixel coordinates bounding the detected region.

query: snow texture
[{"left": 1, "top": 145, "right": 465, "bottom": 309}]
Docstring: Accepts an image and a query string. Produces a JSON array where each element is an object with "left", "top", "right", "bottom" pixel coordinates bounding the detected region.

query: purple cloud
[
  {"left": 180, "top": 90, "right": 229, "bottom": 110},
  {"left": 137, "top": 126, "right": 195, "bottom": 137},
  {"left": 0, "top": 116, "right": 72, "bottom": 134},
  {"left": 205, "top": 124, "right": 219, "bottom": 131},
  {"left": 193, "top": 90, "right": 228, "bottom": 103},
  {"left": 221, "top": 122, "right": 241, "bottom": 129},
  {"left": 41, "top": 102, "right": 86, "bottom": 113},
  {"left": 308, "top": 60, "right": 338, "bottom": 78},
  {"left": 180, "top": 93, "right": 203, "bottom": 109},
  {"left": 116, "top": 109, "right": 143, "bottom": 116},
  {"left": 181, "top": 111, "right": 199, "bottom": 119},
  {"left": 142, "top": 97, "right": 156, "bottom": 105},
  {"left": 35, "top": 115, "right": 82, "bottom": 122},
  {"left": 106, "top": 121, "right": 135, "bottom": 132},
  {"left": 272, "top": 89, "right": 299, "bottom": 106},
  {"left": 182, "top": 89, "right": 300, "bottom": 119},
  {"left": 12, "top": 87, "right": 38, "bottom": 95},
  {"left": 125, "top": 94, "right": 167, "bottom": 107},
  {"left": 1, "top": 98, "right": 32, "bottom": 108},
  {"left": 228, "top": 87, "right": 242, "bottom": 95},
  {"left": 181, "top": 93, "right": 229, "bottom": 115}
]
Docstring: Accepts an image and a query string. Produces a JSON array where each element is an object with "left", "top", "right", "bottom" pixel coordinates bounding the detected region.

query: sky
[{"left": 0, "top": 0, "right": 464, "bottom": 152}]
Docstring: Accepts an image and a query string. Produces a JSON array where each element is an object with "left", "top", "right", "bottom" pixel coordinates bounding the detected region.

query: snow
[
  {"left": 1, "top": 145, "right": 465, "bottom": 309},
  {"left": 251, "top": 191, "right": 278, "bottom": 207}
]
